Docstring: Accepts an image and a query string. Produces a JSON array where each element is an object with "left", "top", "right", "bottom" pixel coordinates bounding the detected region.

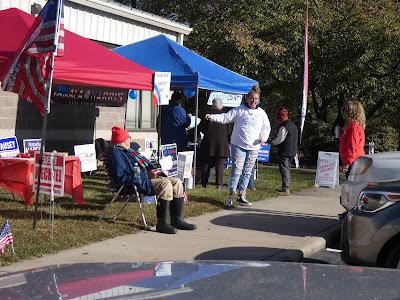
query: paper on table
[{"left": 159, "top": 155, "right": 173, "bottom": 171}]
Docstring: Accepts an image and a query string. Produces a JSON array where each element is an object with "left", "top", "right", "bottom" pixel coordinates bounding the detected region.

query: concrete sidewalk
[{"left": 0, "top": 186, "right": 344, "bottom": 273}]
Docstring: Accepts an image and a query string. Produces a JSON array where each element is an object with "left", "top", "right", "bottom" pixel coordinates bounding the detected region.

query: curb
[{"left": 264, "top": 220, "right": 342, "bottom": 263}]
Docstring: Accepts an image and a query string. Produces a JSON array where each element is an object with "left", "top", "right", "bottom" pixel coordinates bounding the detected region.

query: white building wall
[{"left": 0, "top": 0, "right": 191, "bottom": 46}]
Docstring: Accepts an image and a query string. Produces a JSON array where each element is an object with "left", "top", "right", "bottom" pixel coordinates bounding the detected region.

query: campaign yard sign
[
  {"left": 0, "top": 136, "right": 19, "bottom": 158},
  {"left": 23, "top": 139, "right": 41, "bottom": 154},
  {"left": 160, "top": 143, "right": 178, "bottom": 177},
  {"left": 177, "top": 151, "right": 194, "bottom": 180},
  {"left": 315, "top": 151, "right": 339, "bottom": 188},
  {"left": 258, "top": 143, "right": 271, "bottom": 163},
  {"left": 33, "top": 152, "right": 65, "bottom": 197},
  {"left": 74, "top": 144, "right": 97, "bottom": 172}
]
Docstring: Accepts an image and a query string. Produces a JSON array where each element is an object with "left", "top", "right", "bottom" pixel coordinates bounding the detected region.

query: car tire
[{"left": 383, "top": 243, "right": 400, "bottom": 269}]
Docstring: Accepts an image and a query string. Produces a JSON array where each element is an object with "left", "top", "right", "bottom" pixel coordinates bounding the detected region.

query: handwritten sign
[
  {"left": 74, "top": 144, "right": 97, "bottom": 172},
  {"left": 0, "top": 136, "right": 19, "bottom": 158},
  {"left": 23, "top": 139, "right": 41, "bottom": 154},
  {"left": 315, "top": 151, "right": 339, "bottom": 187},
  {"left": 33, "top": 152, "right": 65, "bottom": 197},
  {"left": 160, "top": 143, "right": 178, "bottom": 177}
]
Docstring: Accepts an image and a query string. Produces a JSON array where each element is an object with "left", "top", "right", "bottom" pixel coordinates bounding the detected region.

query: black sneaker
[{"left": 238, "top": 196, "right": 252, "bottom": 207}]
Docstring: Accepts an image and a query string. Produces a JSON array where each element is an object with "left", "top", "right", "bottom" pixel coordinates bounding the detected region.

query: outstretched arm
[{"left": 205, "top": 108, "right": 238, "bottom": 124}]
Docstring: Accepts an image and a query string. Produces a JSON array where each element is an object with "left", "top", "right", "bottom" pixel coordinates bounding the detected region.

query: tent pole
[
  {"left": 192, "top": 87, "right": 199, "bottom": 189},
  {"left": 157, "top": 105, "right": 161, "bottom": 162}
]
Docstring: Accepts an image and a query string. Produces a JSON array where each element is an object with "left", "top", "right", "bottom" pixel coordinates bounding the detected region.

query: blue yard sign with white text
[
  {"left": 0, "top": 136, "right": 19, "bottom": 158},
  {"left": 258, "top": 143, "right": 271, "bottom": 163}
]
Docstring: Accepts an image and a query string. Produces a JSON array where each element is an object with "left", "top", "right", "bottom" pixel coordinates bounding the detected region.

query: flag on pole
[
  {"left": 0, "top": 220, "right": 14, "bottom": 254},
  {"left": 1, "top": 0, "right": 64, "bottom": 115},
  {"left": 299, "top": 4, "right": 309, "bottom": 144}
]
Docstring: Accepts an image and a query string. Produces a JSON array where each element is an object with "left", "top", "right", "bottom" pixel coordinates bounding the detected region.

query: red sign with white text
[{"left": 33, "top": 152, "right": 65, "bottom": 197}]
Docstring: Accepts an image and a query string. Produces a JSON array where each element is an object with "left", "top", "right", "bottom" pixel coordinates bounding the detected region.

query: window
[{"left": 125, "top": 91, "right": 157, "bottom": 130}]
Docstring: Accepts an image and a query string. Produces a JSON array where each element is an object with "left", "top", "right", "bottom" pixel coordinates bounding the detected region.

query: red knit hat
[
  {"left": 111, "top": 126, "right": 129, "bottom": 144},
  {"left": 276, "top": 107, "right": 289, "bottom": 122}
]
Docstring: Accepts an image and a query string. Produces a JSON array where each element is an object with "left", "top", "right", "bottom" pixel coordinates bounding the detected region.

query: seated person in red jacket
[{"left": 109, "top": 126, "right": 196, "bottom": 234}]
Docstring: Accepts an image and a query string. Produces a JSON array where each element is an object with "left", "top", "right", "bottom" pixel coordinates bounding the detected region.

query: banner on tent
[
  {"left": 0, "top": 136, "right": 19, "bottom": 158},
  {"left": 207, "top": 92, "right": 243, "bottom": 108},
  {"left": 153, "top": 72, "right": 171, "bottom": 105},
  {"left": 52, "top": 85, "right": 128, "bottom": 106},
  {"left": 23, "top": 139, "right": 41, "bottom": 154}
]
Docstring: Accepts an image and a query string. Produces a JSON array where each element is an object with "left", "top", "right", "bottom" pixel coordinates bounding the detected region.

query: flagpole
[
  {"left": 33, "top": 61, "right": 53, "bottom": 229},
  {"left": 33, "top": 0, "right": 63, "bottom": 229}
]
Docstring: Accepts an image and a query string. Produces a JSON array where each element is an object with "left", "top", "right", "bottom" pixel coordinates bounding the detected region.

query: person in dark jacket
[
  {"left": 271, "top": 107, "right": 298, "bottom": 196},
  {"left": 198, "top": 98, "right": 231, "bottom": 189},
  {"left": 157, "top": 91, "right": 191, "bottom": 152},
  {"left": 109, "top": 126, "right": 196, "bottom": 234}
]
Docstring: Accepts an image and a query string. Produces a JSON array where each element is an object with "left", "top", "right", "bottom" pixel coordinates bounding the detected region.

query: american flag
[
  {"left": 1, "top": 0, "right": 64, "bottom": 115},
  {"left": 0, "top": 220, "right": 14, "bottom": 254}
]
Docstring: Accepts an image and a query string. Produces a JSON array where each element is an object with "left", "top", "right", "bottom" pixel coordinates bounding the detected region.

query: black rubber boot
[
  {"left": 170, "top": 198, "right": 197, "bottom": 230},
  {"left": 156, "top": 199, "right": 177, "bottom": 234}
]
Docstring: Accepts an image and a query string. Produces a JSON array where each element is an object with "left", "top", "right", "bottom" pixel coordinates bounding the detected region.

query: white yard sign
[
  {"left": 33, "top": 152, "right": 65, "bottom": 197},
  {"left": 74, "top": 144, "right": 97, "bottom": 172},
  {"left": 177, "top": 151, "right": 194, "bottom": 180},
  {"left": 315, "top": 151, "right": 339, "bottom": 188}
]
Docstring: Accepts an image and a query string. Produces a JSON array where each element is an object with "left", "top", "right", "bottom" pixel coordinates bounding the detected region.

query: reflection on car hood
[{"left": 0, "top": 261, "right": 399, "bottom": 299}]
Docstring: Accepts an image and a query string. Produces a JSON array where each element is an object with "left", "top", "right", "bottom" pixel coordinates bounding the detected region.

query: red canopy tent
[{"left": 0, "top": 8, "right": 154, "bottom": 91}]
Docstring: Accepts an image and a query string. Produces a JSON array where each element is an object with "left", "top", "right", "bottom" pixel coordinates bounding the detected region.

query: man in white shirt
[{"left": 205, "top": 86, "right": 270, "bottom": 208}]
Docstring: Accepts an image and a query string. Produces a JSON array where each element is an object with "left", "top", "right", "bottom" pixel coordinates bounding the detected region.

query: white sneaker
[
  {"left": 238, "top": 196, "right": 253, "bottom": 207},
  {"left": 225, "top": 194, "right": 234, "bottom": 208}
]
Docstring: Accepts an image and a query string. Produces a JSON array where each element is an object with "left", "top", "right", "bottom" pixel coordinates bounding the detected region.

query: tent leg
[{"left": 192, "top": 87, "right": 199, "bottom": 189}]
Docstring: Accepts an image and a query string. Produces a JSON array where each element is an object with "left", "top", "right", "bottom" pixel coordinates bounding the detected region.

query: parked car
[
  {"left": 1, "top": 261, "right": 400, "bottom": 299},
  {"left": 341, "top": 180, "right": 400, "bottom": 268},
  {"left": 340, "top": 152, "right": 400, "bottom": 211}
]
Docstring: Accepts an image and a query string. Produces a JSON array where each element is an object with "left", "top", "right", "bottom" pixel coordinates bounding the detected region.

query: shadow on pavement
[
  {"left": 210, "top": 211, "right": 338, "bottom": 237},
  {"left": 195, "top": 246, "right": 303, "bottom": 262}
]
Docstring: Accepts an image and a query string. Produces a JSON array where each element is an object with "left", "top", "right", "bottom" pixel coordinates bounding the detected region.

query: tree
[{"left": 140, "top": 0, "right": 400, "bottom": 161}]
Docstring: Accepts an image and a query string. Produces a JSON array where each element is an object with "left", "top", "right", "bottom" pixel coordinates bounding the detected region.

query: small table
[{"left": 0, "top": 156, "right": 86, "bottom": 205}]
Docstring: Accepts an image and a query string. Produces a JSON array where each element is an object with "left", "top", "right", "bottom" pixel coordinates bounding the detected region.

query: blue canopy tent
[
  {"left": 113, "top": 34, "right": 258, "bottom": 94},
  {"left": 114, "top": 34, "right": 258, "bottom": 186}
]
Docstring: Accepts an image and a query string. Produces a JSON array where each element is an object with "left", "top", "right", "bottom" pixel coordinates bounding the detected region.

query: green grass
[{"left": 0, "top": 167, "right": 315, "bottom": 266}]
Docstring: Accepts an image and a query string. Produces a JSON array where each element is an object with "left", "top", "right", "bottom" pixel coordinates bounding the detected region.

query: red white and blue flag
[
  {"left": 0, "top": 220, "right": 14, "bottom": 254},
  {"left": 1, "top": 0, "right": 64, "bottom": 115},
  {"left": 299, "top": 4, "right": 309, "bottom": 144}
]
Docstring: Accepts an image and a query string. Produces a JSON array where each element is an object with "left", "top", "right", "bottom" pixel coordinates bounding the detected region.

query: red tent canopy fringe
[{"left": 0, "top": 8, "right": 154, "bottom": 91}]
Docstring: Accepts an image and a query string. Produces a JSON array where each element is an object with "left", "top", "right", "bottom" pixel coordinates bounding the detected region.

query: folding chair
[{"left": 95, "top": 138, "right": 156, "bottom": 230}]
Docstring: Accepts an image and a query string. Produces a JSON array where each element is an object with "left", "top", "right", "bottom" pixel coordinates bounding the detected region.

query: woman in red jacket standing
[{"left": 339, "top": 100, "right": 366, "bottom": 178}]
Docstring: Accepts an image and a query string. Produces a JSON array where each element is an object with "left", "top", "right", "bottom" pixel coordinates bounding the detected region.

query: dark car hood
[{"left": 0, "top": 261, "right": 399, "bottom": 299}]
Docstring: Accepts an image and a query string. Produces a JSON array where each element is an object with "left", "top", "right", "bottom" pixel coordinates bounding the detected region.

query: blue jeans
[
  {"left": 247, "top": 165, "right": 256, "bottom": 189},
  {"left": 228, "top": 145, "right": 258, "bottom": 195}
]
